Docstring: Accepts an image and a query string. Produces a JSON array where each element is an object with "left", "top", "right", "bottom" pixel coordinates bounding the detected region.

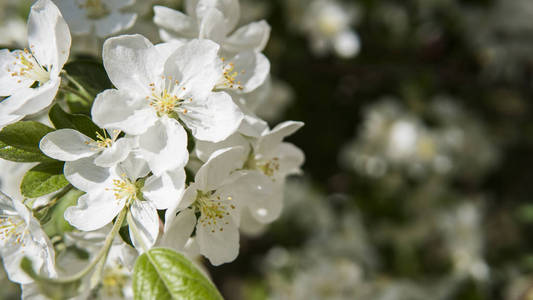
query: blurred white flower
[{"left": 54, "top": 0, "right": 137, "bottom": 38}]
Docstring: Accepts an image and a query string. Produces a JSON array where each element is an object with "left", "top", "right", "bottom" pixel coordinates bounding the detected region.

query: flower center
[
  {"left": 85, "top": 130, "right": 120, "bottom": 151},
  {"left": 215, "top": 59, "right": 244, "bottom": 90},
  {"left": 146, "top": 76, "right": 190, "bottom": 116},
  {"left": 246, "top": 155, "right": 281, "bottom": 179},
  {"left": 80, "top": 0, "right": 110, "bottom": 19},
  {"left": 193, "top": 190, "right": 236, "bottom": 233},
  {"left": 102, "top": 264, "right": 128, "bottom": 298},
  {"left": 0, "top": 215, "right": 27, "bottom": 247},
  {"left": 7, "top": 48, "right": 50, "bottom": 85},
  {"left": 107, "top": 175, "right": 137, "bottom": 206}
]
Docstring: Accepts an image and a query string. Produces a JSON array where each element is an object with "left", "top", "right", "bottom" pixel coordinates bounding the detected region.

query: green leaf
[
  {"left": 133, "top": 248, "right": 224, "bottom": 300},
  {"left": 0, "top": 121, "right": 54, "bottom": 152},
  {"left": 21, "top": 257, "right": 81, "bottom": 300},
  {"left": 63, "top": 60, "right": 112, "bottom": 96},
  {"left": 43, "top": 189, "right": 83, "bottom": 236},
  {"left": 0, "top": 121, "right": 56, "bottom": 162},
  {"left": 49, "top": 104, "right": 104, "bottom": 140},
  {"left": 0, "top": 140, "right": 53, "bottom": 162},
  {"left": 21, "top": 162, "right": 69, "bottom": 198}
]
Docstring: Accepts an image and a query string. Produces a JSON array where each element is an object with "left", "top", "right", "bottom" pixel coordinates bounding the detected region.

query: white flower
[
  {"left": 215, "top": 50, "right": 270, "bottom": 94},
  {"left": 64, "top": 153, "right": 185, "bottom": 250},
  {"left": 196, "top": 121, "right": 305, "bottom": 224},
  {"left": 154, "top": 0, "right": 271, "bottom": 55},
  {"left": 40, "top": 128, "right": 137, "bottom": 167},
  {"left": 301, "top": 0, "right": 360, "bottom": 58},
  {"left": 54, "top": 0, "right": 137, "bottom": 38},
  {"left": 164, "top": 147, "right": 268, "bottom": 265},
  {"left": 92, "top": 35, "right": 243, "bottom": 173},
  {"left": 0, "top": 0, "right": 71, "bottom": 129},
  {"left": 0, "top": 191, "right": 57, "bottom": 284}
]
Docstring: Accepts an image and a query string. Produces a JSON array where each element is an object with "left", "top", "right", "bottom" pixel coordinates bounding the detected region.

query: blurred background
[{"left": 2, "top": 0, "right": 533, "bottom": 299}]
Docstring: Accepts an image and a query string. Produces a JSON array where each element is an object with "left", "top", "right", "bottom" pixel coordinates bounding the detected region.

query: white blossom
[
  {"left": 0, "top": 192, "right": 56, "bottom": 284},
  {"left": 0, "top": 0, "right": 71, "bottom": 129},
  {"left": 53, "top": 0, "right": 137, "bottom": 38},
  {"left": 154, "top": 0, "right": 271, "bottom": 55}
]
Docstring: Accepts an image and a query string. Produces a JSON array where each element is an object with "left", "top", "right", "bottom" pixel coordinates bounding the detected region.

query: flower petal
[
  {"left": 181, "top": 91, "right": 243, "bottom": 142},
  {"left": 223, "top": 20, "right": 271, "bottom": 54},
  {"left": 138, "top": 117, "right": 189, "bottom": 176},
  {"left": 94, "top": 12, "right": 137, "bottom": 38},
  {"left": 65, "top": 192, "right": 125, "bottom": 231},
  {"left": 164, "top": 183, "right": 198, "bottom": 231},
  {"left": 143, "top": 168, "right": 186, "bottom": 210},
  {"left": 195, "top": 146, "right": 246, "bottom": 191},
  {"left": 153, "top": 6, "right": 197, "bottom": 40},
  {"left": 194, "top": 133, "right": 250, "bottom": 162},
  {"left": 102, "top": 34, "right": 162, "bottom": 95},
  {"left": 0, "top": 50, "right": 34, "bottom": 96},
  {"left": 92, "top": 89, "right": 157, "bottom": 135},
  {"left": 159, "top": 208, "right": 196, "bottom": 251},
  {"left": 224, "top": 51, "right": 270, "bottom": 93},
  {"left": 255, "top": 121, "right": 304, "bottom": 156},
  {"left": 94, "top": 135, "right": 138, "bottom": 167},
  {"left": 39, "top": 129, "right": 95, "bottom": 161},
  {"left": 128, "top": 200, "right": 159, "bottom": 250},
  {"left": 163, "top": 39, "right": 222, "bottom": 101},
  {"left": 195, "top": 0, "right": 240, "bottom": 34},
  {"left": 196, "top": 214, "right": 239, "bottom": 266},
  {"left": 27, "top": 0, "right": 71, "bottom": 75},
  {"left": 10, "top": 78, "right": 60, "bottom": 116},
  {"left": 64, "top": 157, "right": 112, "bottom": 192}
]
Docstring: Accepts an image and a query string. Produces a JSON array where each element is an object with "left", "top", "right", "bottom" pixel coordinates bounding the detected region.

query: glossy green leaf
[
  {"left": 43, "top": 189, "right": 83, "bottom": 236},
  {"left": 0, "top": 121, "right": 56, "bottom": 162},
  {"left": 21, "top": 162, "right": 69, "bottom": 198},
  {"left": 49, "top": 104, "right": 104, "bottom": 140},
  {"left": 63, "top": 60, "right": 112, "bottom": 96},
  {"left": 133, "top": 248, "right": 224, "bottom": 300}
]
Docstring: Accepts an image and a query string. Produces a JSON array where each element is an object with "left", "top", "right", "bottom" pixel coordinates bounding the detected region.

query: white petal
[
  {"left": 94, "top": 12, "right": 137, "bottom": 38},
  {"left": 195, "top": 0, "right": 240, "bottom": 34},
  {"left": 102, "top": 34, "right": 162, "bottom": 95},
  {"left": 64, "top": 157, "right": 112, "bottom": 192},
  {"left": 39, "top": 129, "right": 95, "bottom": 161},
  {"left": 159, "top": 208, "right": 196, "bottom": 251},
  {"left": 238, "top": 112, "right": 269, "bottom": 137},
  {"left": 197, "top": 8, "right": 227, "bottom": 43},
  {"left": 239, "top": 209, "right": 267, "bottom": 236},
  {"left": 118, "top": 152, "right": 151, "bottom": 180},
  {"left": 256, "top": 121, "right": 304, "bottom": 156},
  {"left": 196, "top": 215, "right": 239, "bottom": 266},
  {"left": 273, "top": 142, "right": 305, "bottom": 178},
  {"left": 137, "top": 117, "right": 189, "bottom": 176},
  {"left": 64, "top": 192, "right": 125, "bottom": 231},
  {"left": 231, "top": 170, "right": 282, "bottom": 223},
  {"left": 94, "top": 135, "right": 138, "bottom": 167},
  {"left": 223, "top": 20, "right": 271, "bottom": 54},
  {"left": 194, "top": 133, "right": 250, "bottom": 162},
  {"left": 164, "top": 183, "right": 198, "bottom": 231},
  {"left": 163, "top": 39, "right": 222, "bottom": 101},
  {"left": 224, "top": 51, "right": 270, "bottom": 93},
  {"left": 181, "top": 91, "right": 243, "bottom": 142},
  {"left": 53, "top": 0, "right": 91, "bottom": 36},
  {"left": 128, "top": 201, "right": 159, "bottom": 250},
  {"left": 0, "top": 50, "right": 34, "bottom": 96},
  {"left": 143, "top": 168, "right": 186, "bottom": 210},
  {"left": 195, "top": 147, "right": 246, "bottom": 191},
  {"left": 28, "top": 0, "right": 71, "bottom": 75},
  {"left": 153, "top": 6, "right": 197, "bottom": 39},
  {"left": 92, "top": 89, "right": 157, "bottom": 135},
  {"left": 10, "top": 78, "right": 60, "bottom": 116}
]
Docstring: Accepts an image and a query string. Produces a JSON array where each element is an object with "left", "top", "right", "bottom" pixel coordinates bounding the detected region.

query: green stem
[
  {"left": 59, "top": 85, "right": 93, "bottom": 104},
  {"left": 41, "top": 207, "right": 128, "bottom": 284}
]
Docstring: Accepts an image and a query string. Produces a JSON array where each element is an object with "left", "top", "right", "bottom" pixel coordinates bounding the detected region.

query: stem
[
  {"left": 42, "top": 207, "right": 128, "bottom": 284},
  {"left": 59, "top": 85, "right": 93, "bottom": 104}
]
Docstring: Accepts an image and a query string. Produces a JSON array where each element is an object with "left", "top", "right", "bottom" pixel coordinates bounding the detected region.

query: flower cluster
[{"left": 0, "top": 0, "right": 304, "bottom": 298}]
